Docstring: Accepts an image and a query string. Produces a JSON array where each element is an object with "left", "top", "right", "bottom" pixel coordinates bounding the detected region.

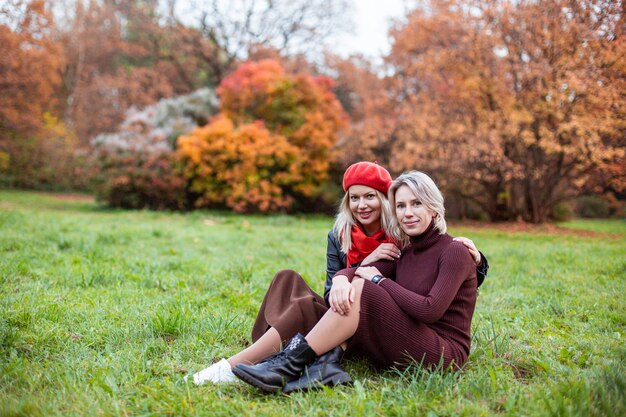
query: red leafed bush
[{"left": 91, "top": 148, "right": 188, "bottom": 210}]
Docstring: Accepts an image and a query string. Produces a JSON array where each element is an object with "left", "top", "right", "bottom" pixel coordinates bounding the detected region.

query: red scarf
[{"left": 346, "top": 225, "right": 394, "bottom": 267}]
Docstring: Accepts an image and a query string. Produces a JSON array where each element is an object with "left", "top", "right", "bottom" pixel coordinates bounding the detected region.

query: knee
[
  {"left": 350, "top": 279, "right": 366, "bottom": 311},
  {"left": 270, "top": 269, "right": 304, "bottom": 287},
  {"left": 351, "top": 278, "right": 365, "bottom": 293},
  {"left": 273, "top": 269, "right": 298, "bottom": 280}
]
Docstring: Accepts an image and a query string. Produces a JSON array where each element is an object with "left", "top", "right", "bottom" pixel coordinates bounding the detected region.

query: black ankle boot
[
  {"left": 282, "top": 346, "right": 352, "bottom": 393},
  {"left": 233, "top": 333, "right": 316, "bottom": 392}
]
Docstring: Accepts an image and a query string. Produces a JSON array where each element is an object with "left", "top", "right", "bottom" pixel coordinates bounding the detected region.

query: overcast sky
[{"left": 332, "top": 0, "right": 408, "bottom": 59}]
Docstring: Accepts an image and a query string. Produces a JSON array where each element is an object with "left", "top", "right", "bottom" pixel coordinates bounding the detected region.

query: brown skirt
[{"left": 251, "top": 269, "right": 328, "bottom": 343}]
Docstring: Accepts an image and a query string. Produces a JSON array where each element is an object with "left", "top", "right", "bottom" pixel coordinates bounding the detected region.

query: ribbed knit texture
[{"left": 336, "top": 221, "right": 477, "bottom": 370}]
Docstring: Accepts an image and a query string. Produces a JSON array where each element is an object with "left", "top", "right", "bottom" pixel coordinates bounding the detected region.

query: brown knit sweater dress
[
  {"left": 251, "top": 221, "right": 477, "bottom": 370},
  {"left": 339, "top": 222, "right": 477, "bottom": 369}
]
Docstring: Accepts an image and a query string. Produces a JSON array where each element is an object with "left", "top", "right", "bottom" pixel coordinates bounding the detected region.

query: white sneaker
[{"left": 186, "top": 359, "right": 236, "bottom": 385}]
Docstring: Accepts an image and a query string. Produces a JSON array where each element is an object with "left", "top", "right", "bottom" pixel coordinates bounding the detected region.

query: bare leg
[
  {"left": 305, "top": 279, "right": 364, "bottom": 355},
  {"left": 227, "top": 327, "right": 282, "bottom": 367}
]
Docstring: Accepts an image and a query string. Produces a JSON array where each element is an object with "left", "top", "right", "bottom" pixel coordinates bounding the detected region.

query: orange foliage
[
  {"left": 0, "top": 0, "right": 77, "bottom": 188},
  {"left": 178, "top": 114, "right": 299, "bottom": 212},
  {"left": 0, "top": 0, "right": 61, "bottom": 140},
  {"left": 327, "top": 54, "right": 402, "bottom": 166},
  {"left": 59, "top": 0, "right": 222, "bottom": 144},
  {"left": 178, "top": 60, "right": 348, "bottom": 212},
  {"left": 218, "top": 60, "right": 346, "bottom": 136},
  {"left": 342, "top": 0, "right": 625, "bottom": 222}
]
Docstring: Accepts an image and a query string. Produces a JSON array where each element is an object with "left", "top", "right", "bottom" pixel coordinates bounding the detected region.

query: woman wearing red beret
[{"left": 188, "top": 163, "right": 489, "bottom": 385}]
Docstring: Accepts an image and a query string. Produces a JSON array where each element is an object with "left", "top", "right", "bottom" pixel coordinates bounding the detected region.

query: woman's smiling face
[
  {"left": 348, "top": 185, "right": 382, "bottom": 235},
  {"left": 394, "top": 185, "right": 437, "bottom": 236}
]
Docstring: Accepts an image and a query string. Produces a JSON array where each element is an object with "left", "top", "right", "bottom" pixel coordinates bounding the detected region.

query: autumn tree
[
  {"left": 178, "top": 59, "right": 348, "bottom": 212},
  {"left": 486, "top": 0, "right": 625, "bottom": 222},
  {"left": 187, "top": 0, "right": 352, "bottom": 65},
  {"left": 57, "top": 0, "right": 222, "bottom": 144},
  {"left": 326, "top": 54, "right": 406, "bottom": 168},
  {"left": 53, "top": 0, "right": 353, "bottom": 147},
  {"left": 345, "top": 0, "right": 625, "bottom": 223},
  {"left": 0, "top": 0, "right": 70, "bottom": 187},
  {"left": 0, "top": 0, "right": 61, "bottom": 137}
]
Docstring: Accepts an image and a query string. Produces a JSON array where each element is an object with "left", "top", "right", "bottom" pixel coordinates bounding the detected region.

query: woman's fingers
[
  {"left": 383, "top": 248, "right": 400, "bottom": 259},
  {"left": 335, "top": 293, "right": 345, "bottom": 315},
  {"left": 330, "top": 286, "right": 354, "bottom": 315},
  {"left": 331, "top": 292, "right": 344, "bottom": 315},
  {"left": 370, "top": 250, "right": 393, "bottom": 261},
  {"left": 466, "top": 247, "right": 480, "bottom": 264},
  {"left": 340, "top": 288, "right": 351, "bottom": 314},
  {"left": 362, "top": 244, "right": 401, "bottom": 264},
  {"left": 330, "top": 292, "right": 338, "bottom": 313},
  {"left": 379, "top": 244, "right": 401, "bottom": 258},
  {"left": 463, "top": 247, "right": 478, "bottom": 262},
  {"left": 331, "top": 290, "right": 347, "bottom": 315},
  {"left": 330, "top": 282, "right": 365, "bottom": 316},
  {"left": 454, "top": 237, "right": 481, "bottom": 265}
]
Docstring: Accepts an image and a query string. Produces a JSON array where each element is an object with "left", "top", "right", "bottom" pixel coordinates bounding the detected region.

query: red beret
[{"left": 342, "top": 161, "right": 392, "bottom": 194}]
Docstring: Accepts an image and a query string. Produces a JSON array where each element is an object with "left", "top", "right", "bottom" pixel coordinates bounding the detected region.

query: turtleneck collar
[{"left": 408, "top": 219, "right": 443, "bottom": 251}]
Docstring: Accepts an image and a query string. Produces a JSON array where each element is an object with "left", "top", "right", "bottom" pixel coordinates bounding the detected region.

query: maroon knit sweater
[{"left": 334, "top": 221, "right": 477, "bottom": 369}]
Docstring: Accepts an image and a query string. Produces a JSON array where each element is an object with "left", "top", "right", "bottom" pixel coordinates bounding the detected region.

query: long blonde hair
[
  {"left": 332, "top": 189, "right": 394, "bottom": 254},
  {"left": 389, "top": 171, "right": 447, "bottom": 249}
]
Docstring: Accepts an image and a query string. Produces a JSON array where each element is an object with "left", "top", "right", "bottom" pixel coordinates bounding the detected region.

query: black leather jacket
[{"left": 324, "top": 229, "right": 490, "bottom": 306}]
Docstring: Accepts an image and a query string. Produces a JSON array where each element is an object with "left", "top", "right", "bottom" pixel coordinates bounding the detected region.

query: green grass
[
  {"left": 558, "top": 218, "right": 626, "bottom": 234},
  {"left": 1, "top": 190, "right": 624, "bottom": 416}
]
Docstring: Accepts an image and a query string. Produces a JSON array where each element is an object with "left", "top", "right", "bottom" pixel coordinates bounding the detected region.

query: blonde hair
[
  {"left": 332, "top": 189, "right": 394, "bottom": 254},
  {"left": 389, "top": 171, "right": 447, "bottom": 249}
]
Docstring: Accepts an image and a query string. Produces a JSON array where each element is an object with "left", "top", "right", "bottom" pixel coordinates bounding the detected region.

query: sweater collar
[{"left": 408, "top": 219, "right": 442, "bottom": 251}]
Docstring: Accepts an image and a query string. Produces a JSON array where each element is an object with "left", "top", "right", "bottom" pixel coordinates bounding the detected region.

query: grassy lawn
[{"left": 1, "top": 190, "right": 624, "bottom": 416}]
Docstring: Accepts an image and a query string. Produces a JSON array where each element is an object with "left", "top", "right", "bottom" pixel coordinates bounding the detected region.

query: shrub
[
  {"left": 574, "top": 195, "right": 611, "bottom": 218},
  {"left": 178, "top": 60, "right": 347, "bottom": 212},
  {"left": 90, "top": 88, "right": 218, "bottom": 209},
  {"left": 178, "top": 115, "right": 299, "bottom": 212},
  {"left": 0, "top": 113, "right": 88, "bottom": 190},
  {"left": 551, "top": 201, "right": 574, "bottom": 222},
  {"left": 90, "top": 148, "right": 187, "bottom": 210}
]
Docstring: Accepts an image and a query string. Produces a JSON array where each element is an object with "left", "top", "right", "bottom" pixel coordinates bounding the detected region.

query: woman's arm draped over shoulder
[{"left": 379, "top": 242, "right": 475, "bottom": 323}]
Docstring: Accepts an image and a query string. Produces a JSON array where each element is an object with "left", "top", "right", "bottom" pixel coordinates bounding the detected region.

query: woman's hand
[
  {"left": 361, "top": 243, "right": 401, "bottom": 265},
  {"left": 453, "top": 237, "right": 482, "bottom": 266},
  {"left": 329, "top": 275, "right": 354, "bottom": 316},
  {"left": 355, "top": 266, "right": 383, "bottom": 281}
]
